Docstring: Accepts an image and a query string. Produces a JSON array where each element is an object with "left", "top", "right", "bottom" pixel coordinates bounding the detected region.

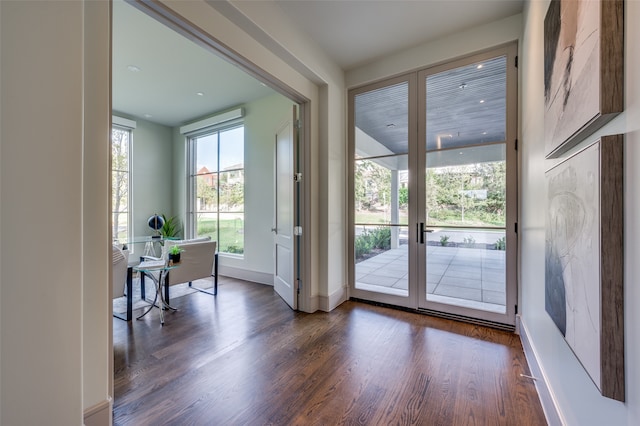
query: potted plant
[
  {"left": 160, "top": 215, "right": 181, "bottom": 239},
  {"left": 168, "top": 245, "right": 183, "bottom": 264}
]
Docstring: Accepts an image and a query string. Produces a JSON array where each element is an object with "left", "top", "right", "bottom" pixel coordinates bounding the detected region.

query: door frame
[
  {"left": 416, "top": 43, "right": 519, "bottom": 326},
  {"left": 347, "top": 72, "right": 418, "bottom": 309},
  {"left": 348, "top": 43, "right": 518, "bottom": 328}
]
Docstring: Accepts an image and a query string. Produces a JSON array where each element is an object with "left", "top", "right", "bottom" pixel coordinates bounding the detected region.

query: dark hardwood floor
[{"left": 113, "top": 277, "right": 547, "bottom": 425}]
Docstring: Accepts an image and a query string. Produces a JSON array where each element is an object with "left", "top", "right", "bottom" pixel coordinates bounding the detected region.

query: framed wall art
[
  {"left": 544, "top": 0, "right": 623, "bottom": 159},
  {"left": 545, "top": 134, "right": 624, "bottom": 401}
]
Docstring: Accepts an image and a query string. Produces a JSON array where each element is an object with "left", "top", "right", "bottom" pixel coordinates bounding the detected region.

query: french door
[{"left": 349, "top": 44, "right": 518, "bottom": 327}]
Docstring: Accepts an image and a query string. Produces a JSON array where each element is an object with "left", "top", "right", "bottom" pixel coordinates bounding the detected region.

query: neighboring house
[
  {"left": 197, "top": 166, "right": 217, "bottom": 187},
  {"left": 1, "top": 1, "right": 638, "bottom": 426}
]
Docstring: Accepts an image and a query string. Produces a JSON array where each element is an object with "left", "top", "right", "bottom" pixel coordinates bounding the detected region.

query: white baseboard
[
  {"left": 518, "top": 316, "right": 564, "bottom": 426},
  {"left": 218, "top": 265, "right": 273, "bottom": 285},
  {"left": 317, "top": 285, "right": 348, "bottom": 312},
  {"left": 83, "top": 398, "right": 111, "bottom": 426}
]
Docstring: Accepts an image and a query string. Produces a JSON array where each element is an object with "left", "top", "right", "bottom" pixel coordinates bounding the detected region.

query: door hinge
[
  {"left": 515, "top": 139, "right": 518, "bottom": 150},
  {"left": 295, "top": 119, "right": 302, "bottom": 129},
  {"left": 296, "top": 279, "right": 301, "bottom": 294},
  {"left": 515, "top": 304, "right": 518, "bottom": 314},
  {"left": 515, "top": 223, "right": 518, "bottom": 233},
  {"left": 515, "top": 55, "right": 518, "bottom": 68},
  {"left": 294, "top": 172, "right": 302, "bottom": 182},
  {"left": 294, "top": 226, "right": 302, "bottom": 236}
]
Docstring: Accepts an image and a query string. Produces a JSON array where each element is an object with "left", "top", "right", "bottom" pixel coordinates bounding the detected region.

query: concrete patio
[{"left": 355, "top": 243, "right": 506, "bottom": 314}]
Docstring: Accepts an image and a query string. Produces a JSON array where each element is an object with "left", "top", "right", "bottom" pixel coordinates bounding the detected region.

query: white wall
[
  {"left": 1, "top": 1, "right": 111, "bottom": 424},
  {"left": 345, "top": 14, "right": 522, "bottom": 88},
  {"left": 129, "top": 117, "right": 174, "bottom": 241},
  {"left": 520, "top": 1, "right": 640, "bottom": 424}
]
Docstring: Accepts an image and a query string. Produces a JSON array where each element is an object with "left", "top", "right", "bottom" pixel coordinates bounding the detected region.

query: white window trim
[
  {"left": 186, "top": 122, "right": 245, "bottom": 255},
  {"left": 111, "top": 119, "right": 134, "bottom": 246}
]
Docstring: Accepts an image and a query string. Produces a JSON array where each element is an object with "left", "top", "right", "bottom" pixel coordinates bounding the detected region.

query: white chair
[
  {"left": 112, "top": 244, "right": 130, "bottom": 298},
  {"left": 112, "top": 244, "right": 131, "bottom": 321},
  {"left": 143, "top": 237, "right": 218, "bottom": 303}
]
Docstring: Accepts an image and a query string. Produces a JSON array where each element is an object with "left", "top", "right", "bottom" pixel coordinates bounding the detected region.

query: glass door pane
[
  {"left": 351, "top": 76, "right": 416, "bottom": 306},
  {"left": 425, "top": 144, "right": 507, "bottom": 313},
  {"left": 419, "top": 48, "right": 517, "bottom": 325}
]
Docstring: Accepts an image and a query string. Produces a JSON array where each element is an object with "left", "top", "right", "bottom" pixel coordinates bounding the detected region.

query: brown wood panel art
[
  {"left": 599, "top": 134, "right": 624, "bottom": 401},
  {"left": 545, "top": 134, "right": 624, "bottom": 401},
  {"left": 544, "top": 0, "right": 624, "bottom": 159}
]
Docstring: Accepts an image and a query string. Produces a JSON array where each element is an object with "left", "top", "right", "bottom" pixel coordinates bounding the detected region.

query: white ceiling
[
  {"left": 113, "top": 0, "right": 523, "bottom": 127},
  {"left": 112, "top": 0, "right": 276, "bottom": 127},
  {"left": 274, "top": 0, "right": 524, "bottom": 70}
]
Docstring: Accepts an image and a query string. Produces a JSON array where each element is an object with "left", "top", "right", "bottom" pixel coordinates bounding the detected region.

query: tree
[
  {"left": 196, "top": 175, "right": 217, "bottom": 211},
  {"left": 398, "top": 186, "right": 408, "bottom": 209},
  {"left": 354, "top": 159, "right": 392, "bottom": 212},
  {"left": 111, "top": 128, "right": 129, "bottom": 239},
  {"left": 219, "top": 180, "right": 244, "bottom": 211}
]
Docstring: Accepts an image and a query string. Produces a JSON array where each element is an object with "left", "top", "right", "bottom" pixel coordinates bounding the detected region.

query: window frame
[
  {"left": 111, "top": 124, "right": 132, "bottom": 245},
  {"left": 187, "top": 121, "right": 245, "bottom": 256}
]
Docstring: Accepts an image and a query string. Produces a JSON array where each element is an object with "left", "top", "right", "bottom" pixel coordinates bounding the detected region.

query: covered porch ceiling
[{"left": 355, "top": 55, "right": 507, "bottom": 169}]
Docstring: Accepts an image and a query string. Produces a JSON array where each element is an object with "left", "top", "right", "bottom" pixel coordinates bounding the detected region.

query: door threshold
[{"left": 349, "top": 297, "right": 515, "bottom": 332}]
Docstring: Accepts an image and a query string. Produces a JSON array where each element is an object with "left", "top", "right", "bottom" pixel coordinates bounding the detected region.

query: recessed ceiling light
[
  {"left": 479, "top": 99, "right": 485, "bottom": 104},
  {"left": 477, "top": 64, "right": 484, "bottom": 69},
  {"left": 482, "top": 131, "right": 488, "bottom": 135},
  {"left": 127, "top": 65, "right": 140, "bottom": 72},
  {"left": 144, "top": 114, "right": 153, "bottom": 118},
  {"left": 196, "top": 92, "right": 204, "bottom": 97}
]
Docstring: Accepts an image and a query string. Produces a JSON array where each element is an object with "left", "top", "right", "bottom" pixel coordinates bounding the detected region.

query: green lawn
[
  {"left": 355, "top": 210, "right": 408, "bottom": 225},
  {"left": 197, "top": 217, "right": 244, "bottom": 254}
]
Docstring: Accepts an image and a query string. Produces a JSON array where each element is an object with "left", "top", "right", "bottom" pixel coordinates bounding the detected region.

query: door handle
[{"left": 417, "top": 222, "right": 432, "bottom": 244}]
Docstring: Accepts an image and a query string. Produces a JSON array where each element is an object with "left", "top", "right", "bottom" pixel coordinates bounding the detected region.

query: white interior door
[{"left": 273, "top": 107, "right": 297, "bottom": 309}]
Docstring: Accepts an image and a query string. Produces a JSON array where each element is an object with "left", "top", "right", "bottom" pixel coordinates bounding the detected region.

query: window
[
  {"left": 188, "top": 125, "right": 245, "bottom": 254},
  {"left": 111, "top": 125, "right": 131, "bottom": 243}
]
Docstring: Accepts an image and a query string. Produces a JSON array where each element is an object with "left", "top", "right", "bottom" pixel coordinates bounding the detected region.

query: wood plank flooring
[{"left": 113, "top": 277, "right": 547, "bottom": 425}]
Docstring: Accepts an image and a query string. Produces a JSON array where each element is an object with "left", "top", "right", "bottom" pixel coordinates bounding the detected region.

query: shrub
[
  {"left": 225, "top": 244, "right": 244, "bottom": 254},
  {"left": 495, "top": 236, "right": 506, "bottom": 250},
  {"left": 439, "top": 235, "right": 450, "bottom": 246},
  {"left": 463, "top": 236, "right": 476, "bottom": 247},
  {"left": 355, "top": 226, "right": 391, "bottom": 259},
  {"left": 355, "top": 232, "right": 373, "bottom": 259},
  {"left": 369, "top": 226, "right": 391, "bottom": 250}
]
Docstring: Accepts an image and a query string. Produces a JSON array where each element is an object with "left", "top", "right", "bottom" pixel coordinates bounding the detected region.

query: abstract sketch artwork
[
  {"left": 544, "top": 0, "right": 623, "bottom": 158},
  {"left": 545, "top": 135, "right": 624, "bottom": 401},
  {"left": 546, "top": 142, "right": 600, "bottom": 381}
]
